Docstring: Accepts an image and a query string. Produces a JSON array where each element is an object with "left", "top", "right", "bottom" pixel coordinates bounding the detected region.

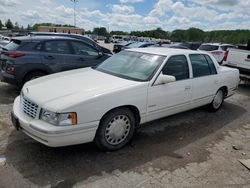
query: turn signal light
[{"left": 6, "top": 66, "right": 16, "bottom": 73}]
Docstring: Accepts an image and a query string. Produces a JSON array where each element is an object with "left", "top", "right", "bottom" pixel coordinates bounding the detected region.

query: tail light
[
  {"left": 4, "top": 52, "right": 26, "bottom": 58},
  {"left": 223, "top": 51, "right": 229, "bottom": 61}
]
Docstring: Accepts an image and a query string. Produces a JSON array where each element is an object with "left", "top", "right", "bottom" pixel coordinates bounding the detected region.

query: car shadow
[
  {"left": 5, "top": 102, "right": 246, "bottom": 187},
  {"left": 0, "top": 83, "right": 19, "bottom": 104}
]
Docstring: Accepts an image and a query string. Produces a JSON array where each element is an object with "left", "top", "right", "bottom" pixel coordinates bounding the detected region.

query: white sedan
[{"left": 11, "top": 48, "right": 239, "bottom": 151}]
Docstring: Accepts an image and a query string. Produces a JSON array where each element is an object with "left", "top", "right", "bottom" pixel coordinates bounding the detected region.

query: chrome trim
[
  {"left": 21, "top": 96, "right": 39, "bottom": 119},
  {"left": 29, "top": 124, "right": 98, "bottom": 135}
]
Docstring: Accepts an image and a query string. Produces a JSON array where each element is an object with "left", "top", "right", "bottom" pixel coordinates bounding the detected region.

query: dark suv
[
  {"left": 29, "top": 32, "right": 112, "bottom": 55},
  {"left": 0, "top": 36, "right": 110, "bottom": 86}
]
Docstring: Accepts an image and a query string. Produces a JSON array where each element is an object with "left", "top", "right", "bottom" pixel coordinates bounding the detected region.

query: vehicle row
[{"left": 112, "top": 41, "right": 236, "bottom": 64}]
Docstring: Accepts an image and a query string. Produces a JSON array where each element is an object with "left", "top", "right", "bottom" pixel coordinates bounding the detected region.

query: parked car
[
  {"left": 224, "top": 40, "right": 250, "bottom": 77},
  {"left": 0, "top": 35, "right": 10, "bottom": 46},
  {"left": 11, "top": 48, "right": 239, "bottom": 151},
  {"left": 29, "top": 32, "right": 112, "bottom": 55},
  {"left": 122, "top": 42, "right": 155, "bottom": 50},
  {"left": 155, "top": 44, "right": 190, "bottom": 49},
  {"left": 178, "top": 42, "right": 201, "bottom": 50},
  {"left": 113, "top": 41, "right": 133, "bottom": 53},
  {"left": 0, "top": 36, "right": 110, "bottom": 86},
  {"left": 198, "top": 43, "right": 236, "bottom": 64}
]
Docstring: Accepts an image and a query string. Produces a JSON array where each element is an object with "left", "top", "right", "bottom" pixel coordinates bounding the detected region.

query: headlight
[{"left": 40, "top": 109, "right": 77, "bottom": 126}]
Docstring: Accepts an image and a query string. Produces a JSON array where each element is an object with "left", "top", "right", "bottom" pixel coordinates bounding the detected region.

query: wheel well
[
  {"left": 219, "top": 86, "right": 228, "bottom": 98},
  {"left": 22, "top": 70, "right": 48, "bottom": 83},
  {"left": 101, "top": 105, "right": 141, "bottom": 127}
]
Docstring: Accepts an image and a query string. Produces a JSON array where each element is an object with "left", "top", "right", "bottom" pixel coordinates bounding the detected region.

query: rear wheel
[
  {"left": 208, "top": 89, "right": 224, "bottom": 112},
  {"left": 95, "top": 108, "right": 135, "bottom": 151}
]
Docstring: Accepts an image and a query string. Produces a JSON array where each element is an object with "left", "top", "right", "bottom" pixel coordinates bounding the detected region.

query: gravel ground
[{"left": 0, "top": 82, "right": 250, "bottom": 188}]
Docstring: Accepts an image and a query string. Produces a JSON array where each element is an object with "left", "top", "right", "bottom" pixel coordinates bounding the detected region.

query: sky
[{"left": 0, "top": 0, "right": 249, "bottom": 32}]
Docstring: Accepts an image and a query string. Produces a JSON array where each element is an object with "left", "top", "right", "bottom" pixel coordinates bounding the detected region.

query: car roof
[
  {"left": 127, "top": 47, "right": 208, "bottom": 56},
  {"left": 220, "top": 44, "right": 235, "bottom": 46},
  {"left": 29, "top": 32, "right": 90, "bottom": 39},
  {"left": 12, "top": 35, "right": 77, "bottom": 41},
  {"left": 201, "top": 43, "right": 220, "bottom": 46},
  {"left": 201, "top": 43, "right": 235, "bottom": 46}
]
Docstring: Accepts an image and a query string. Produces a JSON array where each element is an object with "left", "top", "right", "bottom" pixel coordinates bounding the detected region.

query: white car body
[
  {"left": 12, "top": 48, "right": 239, "bottom": 147},
  {"left": 224, "top": 48, "right": 250, "bottom": 75},
  {"left": 199, "top": 43, "right": 236, "bottom": 63}
]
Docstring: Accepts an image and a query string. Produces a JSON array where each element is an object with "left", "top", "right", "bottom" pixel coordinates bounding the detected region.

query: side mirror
[
  {"left": 98, "top": 51, "right": 103, "bottom": 57},
  {"left": 154, "top": 73, "right": 176, "bottom": 85}
]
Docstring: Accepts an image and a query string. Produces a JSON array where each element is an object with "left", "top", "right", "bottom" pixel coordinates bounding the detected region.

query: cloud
[
  {"left": 0, "top": 0, "right": 249, "bottom": 32},
  {"left": 111, "top": 4, "right": 135, "bottom": 13},
  {"left": 0, "top": 0, "right": 18, "bottom": 6},
  {"left": 55, "top": 5, "right": 74, "bottom": 16},
  {"left": 149, "top": 0, "right": 173, "bottom": 17},
  {"left": 21, "top": 10, "right": 42, "bottom": 20},
  {"left": 40, "top": 0, "right": 52, "bottom": 6},
  {"left": 120, "top": 0, "right": 144, "bottom": 3}
]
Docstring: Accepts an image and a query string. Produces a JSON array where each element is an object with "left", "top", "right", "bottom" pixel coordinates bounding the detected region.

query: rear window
[
  {"left": 199, "top": 45, "right": 219, "bottom": 51},
  {"left": 221, "top": 45, "right": 235, "bottom": 51},
  {"left": 18, "top": 42, "right": 40, "bottom": 51},
  {"left": 3, "top": 40, "right": 21, "bottom": 51}
]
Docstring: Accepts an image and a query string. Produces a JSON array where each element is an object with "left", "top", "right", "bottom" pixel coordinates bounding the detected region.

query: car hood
[{"left": 22, "top": 68, "right": 140, "bottom": 108}]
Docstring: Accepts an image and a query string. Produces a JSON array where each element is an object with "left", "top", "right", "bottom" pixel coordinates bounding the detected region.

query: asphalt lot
[{"left": 0, "top": 82, "right": 250, "bottom": 187}]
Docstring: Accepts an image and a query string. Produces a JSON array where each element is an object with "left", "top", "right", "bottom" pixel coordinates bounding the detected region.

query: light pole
[{"left": 71, "top": 0, "right": 78, "bottom": 27}]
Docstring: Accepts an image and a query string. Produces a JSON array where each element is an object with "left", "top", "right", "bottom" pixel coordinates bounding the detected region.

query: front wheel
[
  {"left": 208, "top": 89, "right": 224, "bottom": 112},
  {"left": 23, "top": 71, "right": 46, "bottom": 84},
  {"left": 95, "top": 108, "right": 135, "bottom": 151}
]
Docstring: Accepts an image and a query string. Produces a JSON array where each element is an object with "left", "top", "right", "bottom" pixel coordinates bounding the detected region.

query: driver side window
[
  {"left": 71, "top": 41, "right": 99, "bottom": 58},
  {"left": 162, "top": 55, "right": 190, "bottom": 81}
]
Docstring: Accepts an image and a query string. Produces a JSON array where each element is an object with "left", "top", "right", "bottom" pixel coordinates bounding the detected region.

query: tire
[
  {"left": 95, "top": 108, "right": 135, "bottom": 151},
  {"left": 23, "top": 71, "right": 46, "bottom": 84},
  {"left": 208, "top": 89, "right": 224, "bottom": 112}
]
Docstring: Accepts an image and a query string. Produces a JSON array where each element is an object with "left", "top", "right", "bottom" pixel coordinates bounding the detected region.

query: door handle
[
  {"left": 185, "top": 86, "right": 191, "bottom": 90},
  {"left": 44, "top": 55, "right": 55, "bottom": 60}
]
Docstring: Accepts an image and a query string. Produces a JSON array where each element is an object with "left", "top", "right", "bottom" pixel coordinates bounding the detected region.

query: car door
[
  {"left": 67, "top": 41, "right": 106, "bottom": 69},
  {"left": 41, "top": 40, "right": 71, "bottom": 72},
  {"left": 189, "top": 54, "right": 219, "bottom": 108},
  {"left": 147, "top": 55, "right": 192, "bottom": 122}
]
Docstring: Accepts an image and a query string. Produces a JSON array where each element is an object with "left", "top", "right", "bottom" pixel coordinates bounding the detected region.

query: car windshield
[{"left": 95, "top": 51, "right": 166, "bottom": 81}]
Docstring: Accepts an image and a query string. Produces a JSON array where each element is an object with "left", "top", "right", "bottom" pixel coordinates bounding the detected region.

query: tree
[
  {"left": 27, "top": 24, "right": 32, "bottom": 31},
  {"left": 110, "top": 31, "right": 129, "bottom": 36},
  {"left": 93, "top": 27, "right": 109, "bottom": 37},
  {"left": 84, "top": 30, "right": 92, "bottom": 34},
  {"left": 14, "top": 22, "right": 19, "bottom": 30},
  {"left": 185, "top": 28, "right": 204, "bottom": 42},
  {"left": 5, "top": 19, "right": 14, "bottom": 30},
  {"left": 0, "top": 20, "right": 3, "bottom": 30}
]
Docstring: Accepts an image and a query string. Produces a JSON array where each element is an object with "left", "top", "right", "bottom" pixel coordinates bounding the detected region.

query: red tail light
[
  {"left": 223, "top": 51, "right": 229, "bottom": 61},
  {"left": 4, "top": 52, "right": 26, "bottom": 58}
]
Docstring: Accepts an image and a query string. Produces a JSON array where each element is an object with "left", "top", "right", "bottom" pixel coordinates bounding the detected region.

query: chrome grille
[{"left": 22, "top": 97, "right": 38, "bottom": 118}]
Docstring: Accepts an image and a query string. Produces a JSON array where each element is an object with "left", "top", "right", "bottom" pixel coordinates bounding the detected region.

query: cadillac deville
[{"left": 11, "top": 48, "right": 240, "bottom": 151}]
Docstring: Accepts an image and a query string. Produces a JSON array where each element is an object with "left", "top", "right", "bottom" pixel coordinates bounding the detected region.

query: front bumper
[{"left": 12, "top": 96, "right": 99, "bottom": 147}]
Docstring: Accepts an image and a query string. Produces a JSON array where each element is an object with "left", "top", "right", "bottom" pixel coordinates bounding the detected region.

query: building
[{"left": 37, "top": 26, "right": 84, "bottom": 34}]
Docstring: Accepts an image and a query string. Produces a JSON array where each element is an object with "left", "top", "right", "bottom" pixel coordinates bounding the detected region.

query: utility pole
[{"left": 71, "top": 0, "right": 78, "bottom": 27}]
